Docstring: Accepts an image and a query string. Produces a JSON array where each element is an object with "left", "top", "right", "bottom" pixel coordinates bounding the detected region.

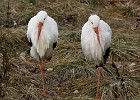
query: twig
[{"left": 9, "top": 60, "right": 19, "bottom": 69}]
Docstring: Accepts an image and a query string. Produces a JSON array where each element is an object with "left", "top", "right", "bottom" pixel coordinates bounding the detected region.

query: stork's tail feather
[
  {"left": 103, "top": 47, "right": 110, "bottom": 64},
  {"left": 53, "top": 42, "right": 57, "bottom": 50}
]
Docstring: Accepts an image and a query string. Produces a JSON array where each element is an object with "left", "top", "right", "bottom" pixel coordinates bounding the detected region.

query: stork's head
[
  {"left": 88, "top": 15, "right": 101, "bottom": 44},
  {"left": 88, "top": 15, "right": 100, "bottom": 28},
  {"left": 37, "top": 11, "right": 48, "bottom": 23},
  {"left": 36, "top": 11, "right": 48, "bottom": 40}
]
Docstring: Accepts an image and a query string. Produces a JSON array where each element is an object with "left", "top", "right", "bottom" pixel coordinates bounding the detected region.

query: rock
[
  {"left": 129, "top": 62, "right": 136, "bottom": 67},
  {"left": 73, "top": 90, "right": 79, "bottom": 94},
  {"left": 47, "top": 68, "right": 53, "bottom": 72},
  {"left": 13, "top": 20, "right": 17, "bottom": 27}
]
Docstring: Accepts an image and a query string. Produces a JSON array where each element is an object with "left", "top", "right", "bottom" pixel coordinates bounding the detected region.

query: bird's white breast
[
  {"left": 36, "top": 16, "right": 59, "bottom": 58},
  {"left": 27, "top": 15, "right": 59, "bottom": 60},
  {"left": 81, "top": 22, "right": 106, "bottom": 64}
]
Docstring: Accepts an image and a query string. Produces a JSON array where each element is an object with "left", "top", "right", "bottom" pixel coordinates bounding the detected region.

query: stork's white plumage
[
  {"left": 27, "top": 11, "right": 59, "bottom": 96},
  {"left": 81, "top": 15, "right": 112, "bottom": 99}
]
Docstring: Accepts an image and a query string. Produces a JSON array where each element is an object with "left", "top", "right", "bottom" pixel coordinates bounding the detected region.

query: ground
[{"left": 0, "top": 0, "right": 140, "bottom": 100}]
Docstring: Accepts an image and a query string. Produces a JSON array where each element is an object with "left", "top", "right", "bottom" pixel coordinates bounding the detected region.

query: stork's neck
[
  {"left": 38, "top": 22, "right": 43, "bottom": 41},
  {"left": 94, "top": 27, "right": 101, "bottom": 45}
]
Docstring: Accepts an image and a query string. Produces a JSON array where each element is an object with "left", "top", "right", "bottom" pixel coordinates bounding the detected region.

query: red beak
[
  {"left": 94, "top": 27, "right": 100, "bottom": 45},
  {"left": 38, "top": 22, "right": 43, "bottom": 40},
  {"left": 94, "top": 27, "right": 99, "bottom": 35}
]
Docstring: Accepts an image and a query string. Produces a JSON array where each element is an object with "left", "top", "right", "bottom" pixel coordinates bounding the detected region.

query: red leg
[
  {"left": 96, "top": 67, "right": 102, "bottom": 99},
  {"left": 39, "top": 58, "right": 47, "bottom": 96}
]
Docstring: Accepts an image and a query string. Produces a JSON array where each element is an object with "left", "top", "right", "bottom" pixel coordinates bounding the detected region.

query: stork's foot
[
  {"left": 41, "top": 92, "right": 47, "bottom": 97},
  {"left": 96, "top": 92, "right": 101, "bottom": 100}
]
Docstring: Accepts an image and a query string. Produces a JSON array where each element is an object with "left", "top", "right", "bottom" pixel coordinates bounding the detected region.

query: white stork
[
  {"left": 81, "top": 15, "right": 112, "bottom": 99},
  {"left": 26, "top": 11, "right": 59, "bottom": 96}
]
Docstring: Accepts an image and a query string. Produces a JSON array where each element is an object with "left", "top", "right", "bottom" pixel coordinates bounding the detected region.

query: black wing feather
[{"left": 53, "top": 42, "right": 57, "bottom": 50}]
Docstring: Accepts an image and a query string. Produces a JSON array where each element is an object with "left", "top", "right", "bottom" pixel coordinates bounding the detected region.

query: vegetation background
[{"left": 0, "top": 0, "right": 140, "bottom": 100}]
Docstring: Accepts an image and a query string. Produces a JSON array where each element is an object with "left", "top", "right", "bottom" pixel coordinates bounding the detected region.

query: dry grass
[
  {"left": 0, "top": 0, "right": 140, "bottom": 100},
  {"left": 116, "top": 0, "right": 140, "bottom": 16},
  {"left": 0, "top": 26, "right": 27, "bottom": 56},
  {"left": 111, "top": 32, "right": 140, "bottom": 61}
]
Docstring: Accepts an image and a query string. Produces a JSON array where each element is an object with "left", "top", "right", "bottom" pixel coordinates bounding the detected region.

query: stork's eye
[
  {"left": 91, "top": 22, "right": 93, "bottom": 24},
  {"left": 44, "top": 18, "right": 45, "bottom": 20}
]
